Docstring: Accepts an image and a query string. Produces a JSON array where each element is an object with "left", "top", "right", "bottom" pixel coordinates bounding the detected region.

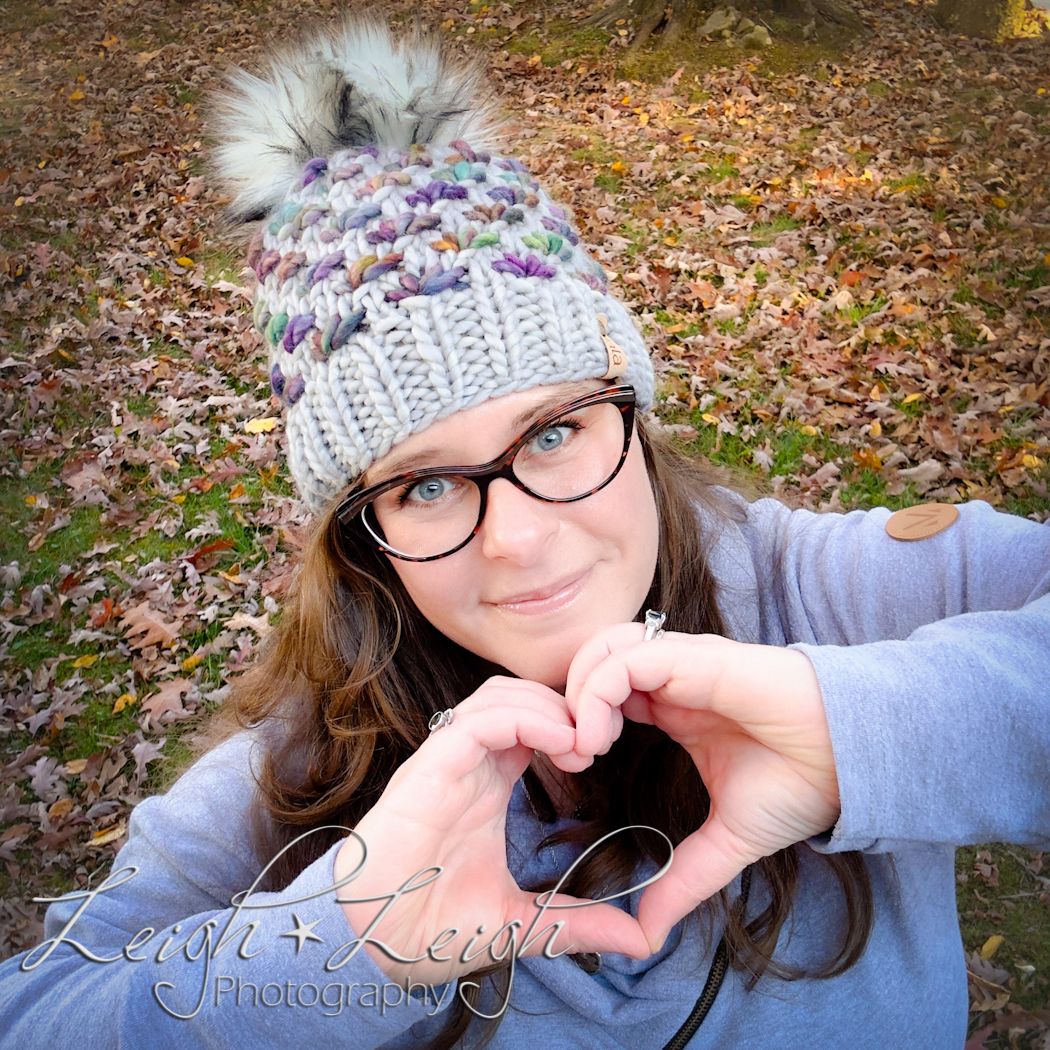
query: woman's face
[{"left": 365, "top": 381, "right": 660, "bottom": 690}]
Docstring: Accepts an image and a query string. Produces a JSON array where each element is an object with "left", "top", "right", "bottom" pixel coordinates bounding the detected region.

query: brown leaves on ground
[
  {"left": 0, "top": 2, "right": 1047, "bottom": 1029},
  {"left": 140, "top": 678, "right": 195, "bottom": 730},
  {"left": 119, "top": 602, "right": 183, "bottom": 650}
]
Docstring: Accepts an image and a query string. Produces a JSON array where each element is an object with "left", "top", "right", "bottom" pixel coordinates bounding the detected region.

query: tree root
[
  {"left": 627, "top": 4, "right": 672, "bottom": 51},
  {"left": 581, "top": 0, "right": 639, "bottom": 28},
  {"left": 812, "top": 0, "right": 866, "bottom": 31}
]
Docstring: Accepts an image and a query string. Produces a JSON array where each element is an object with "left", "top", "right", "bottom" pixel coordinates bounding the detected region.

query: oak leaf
[
  {"left": 119, "top": 602, "right": 183, "bottom": 649},
  {"left": 141, "top": 679, "right": 194, "bottom": 727}
]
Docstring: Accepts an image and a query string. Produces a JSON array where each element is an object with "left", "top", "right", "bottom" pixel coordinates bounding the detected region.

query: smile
[{"left": 487, "top": 569, "right": 593, "bottom": 615}]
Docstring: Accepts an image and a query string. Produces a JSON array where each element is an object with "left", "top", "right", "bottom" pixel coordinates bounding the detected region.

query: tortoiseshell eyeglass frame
[{"left": 336, "top": 384, "right": 637, "bottom": 562}]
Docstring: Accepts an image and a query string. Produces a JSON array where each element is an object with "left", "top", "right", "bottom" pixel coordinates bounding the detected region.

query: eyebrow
[{"left": 366, "top": 389, "right": 587, "bottom": 484}]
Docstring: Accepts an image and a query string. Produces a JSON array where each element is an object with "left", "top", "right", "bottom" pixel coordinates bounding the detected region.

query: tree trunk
[
  {"left": 582, "top": 0, "right": 864, "bottom": 49},
  {"left": 934, "top": 0, "right": 1026, "bottom": 39}
]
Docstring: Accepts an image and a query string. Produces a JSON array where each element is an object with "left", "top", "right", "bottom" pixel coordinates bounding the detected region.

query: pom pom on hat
[{"left": 212, "top": 13, "right": 654, "bottom": 512}]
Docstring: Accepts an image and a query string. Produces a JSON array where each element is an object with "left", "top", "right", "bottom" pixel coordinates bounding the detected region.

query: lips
[{"left": 487, "top": 568, "right": 592, "bottom": 614}]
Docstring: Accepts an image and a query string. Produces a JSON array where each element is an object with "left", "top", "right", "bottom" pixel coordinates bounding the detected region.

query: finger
[
  {"left": 460, "top": 677, "right": 574, "bottom": 723},
  {"left": 511, "top": 893, "right": 650, "bottom": 961},
  {"left": 620, "top": 691, "right": 655, "bottom": 725},
  {"left": 572, "top": 646, "right": 653, "bottom": 756},
  {"left": 564, "top": 622, "right": 646, "bottom": 712},
  {"left": 564, "top": 625, "right": 650, "bottom": 757},
  {"left": 637, "top": 814, "right": 756, "bottom": 953},
  {"left": 573, "top": 636, "right": 726, "bottom": 750},
  {"left": 546, "top": 749, "right": 595, "bottom": 773},
  {"left": 426, "top": 707, "right": 578, "bottom": 773}
]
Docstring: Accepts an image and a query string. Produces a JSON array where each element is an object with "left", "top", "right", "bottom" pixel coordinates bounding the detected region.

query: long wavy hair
[{"left": 201, "top": 417, "right": 873, "bottom": 1048}]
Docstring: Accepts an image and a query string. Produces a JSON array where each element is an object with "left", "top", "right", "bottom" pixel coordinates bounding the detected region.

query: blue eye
[
  {"left": 405, "top": 477, "right": 454, "bottom": 503},
  {"left": 531, "top": 425, "right": 572, "bottom": 452}
]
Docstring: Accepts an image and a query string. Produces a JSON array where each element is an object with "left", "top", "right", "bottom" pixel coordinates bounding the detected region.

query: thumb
[
  {"left": 637, "top": 815, "right": 756, "bottom": 953},
  {"left": 515, "top": 894, "right": 650, "bottom": 961}
]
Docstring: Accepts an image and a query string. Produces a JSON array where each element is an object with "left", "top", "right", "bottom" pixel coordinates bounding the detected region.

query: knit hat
[{"left": 212, "top": 14, "right": 655, "bottom": 511}]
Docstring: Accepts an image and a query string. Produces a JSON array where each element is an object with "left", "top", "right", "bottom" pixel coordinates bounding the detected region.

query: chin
[{"left": 496, "top": 638, "right": 580, "bottom": 693}]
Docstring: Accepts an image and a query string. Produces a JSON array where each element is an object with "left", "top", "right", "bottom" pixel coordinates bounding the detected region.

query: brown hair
[{"left": 201, "top": 418, "right": 873, "bottom": 1047}]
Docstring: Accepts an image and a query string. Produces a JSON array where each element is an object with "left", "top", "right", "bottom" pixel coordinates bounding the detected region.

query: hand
[
  {"left": 565, "top": 626, "right": 841, "bottom": 952},
  {"left": 333, "top": 676, "right": 650, "bottom": 985}
]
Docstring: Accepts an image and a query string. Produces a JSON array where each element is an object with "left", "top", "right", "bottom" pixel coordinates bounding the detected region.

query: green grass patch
[
  {"left": 957, "top": 845, "right": 1050, "bottom": 1020},
  {"left": 504, "top": 20, "right": 611, "bottom": 64},
  {"left": 570, "top": 137, "right": 618, "bottom": 167},
  {"left": 843, "top": 293, "right": 889, "bottom": 324},
  {"left": 701, "top": 156, "right": 740, "bottom": 182},
  {"left": 886, "top": 173, "right": 930, "bottom": 194},
  {"left": 749, "top": 214, "right": 800, "bottom": 247},
  {"left": 201, "top": 246, "right": 241, "bottom": 286}
]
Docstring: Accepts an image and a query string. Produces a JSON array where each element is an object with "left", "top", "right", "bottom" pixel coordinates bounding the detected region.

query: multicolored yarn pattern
[{"left": 248, "top": 139, "right": 653, "bottom": 510}]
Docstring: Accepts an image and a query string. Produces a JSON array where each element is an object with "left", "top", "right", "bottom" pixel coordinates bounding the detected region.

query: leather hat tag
[
  {"left": 596, "top": 315, "right": 628, "bottom": 379},
  {"left": 885, "top": 503, "right": 959, "bottom": 541}
]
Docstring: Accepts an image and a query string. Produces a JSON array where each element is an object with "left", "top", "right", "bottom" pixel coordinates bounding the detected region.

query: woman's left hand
[{"left": 564, "top": 625, "right": 841, "bottom": 953}]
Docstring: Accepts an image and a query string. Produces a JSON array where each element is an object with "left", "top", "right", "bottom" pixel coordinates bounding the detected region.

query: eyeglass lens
[{"left": 363, "top": 399, "right": 627, "bottom": 559}]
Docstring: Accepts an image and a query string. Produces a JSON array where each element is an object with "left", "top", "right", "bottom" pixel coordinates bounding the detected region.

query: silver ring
[
  {"left": 643, "top": 609, "right": 666, "bottom": 642},
  {"left": 428, "top": 709, "right": 455, "bottom": 733}
]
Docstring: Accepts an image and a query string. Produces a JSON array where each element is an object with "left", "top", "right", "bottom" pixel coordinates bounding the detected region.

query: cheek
[
  {"left": 611, "top": 443, "right": 660, "bottom": 582},
  {"left": 388, "top": 560, "right": 468, "bottom": 635}
]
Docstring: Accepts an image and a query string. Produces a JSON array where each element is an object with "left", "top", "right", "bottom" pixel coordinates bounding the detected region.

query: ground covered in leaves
[{"left": 0, "top": 0, "right": 1048, "bottom": 1039}]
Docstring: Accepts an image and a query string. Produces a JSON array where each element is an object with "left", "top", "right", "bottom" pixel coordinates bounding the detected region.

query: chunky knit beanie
[{"left": 212, "top": 14, "right": 654, "bottom": 511}]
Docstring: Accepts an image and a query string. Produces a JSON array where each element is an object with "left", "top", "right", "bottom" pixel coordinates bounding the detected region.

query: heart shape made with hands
[
  {"left": 563, "top": 624, "right": 842, "bottom": 952},
  {"left": 333, "top": 676, "right": 654, "bottom": 988}
]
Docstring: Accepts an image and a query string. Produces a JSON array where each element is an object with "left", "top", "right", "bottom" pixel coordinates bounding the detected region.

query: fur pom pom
[{"left": 211, "top": 12, "right": 500, "bottom": 222}]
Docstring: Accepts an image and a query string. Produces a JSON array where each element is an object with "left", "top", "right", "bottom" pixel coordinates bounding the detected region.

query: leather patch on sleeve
[{"left": 885, "top": 503, "right": 960, "bottom": 541}]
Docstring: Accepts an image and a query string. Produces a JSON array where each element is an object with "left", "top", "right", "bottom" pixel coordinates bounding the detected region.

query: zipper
[{"left": 659, "top": 867, "right": 753, "bottom": 1050}]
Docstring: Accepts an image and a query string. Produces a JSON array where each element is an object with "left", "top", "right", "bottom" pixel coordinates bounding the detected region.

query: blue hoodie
[{"left": 2, "top": 495, "right": 1048, "bottom": 1049}]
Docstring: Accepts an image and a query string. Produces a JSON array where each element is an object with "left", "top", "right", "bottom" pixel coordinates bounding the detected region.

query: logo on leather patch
[
  {"left": 596, "top": 314, "right": 628, "bottom": 379},
  {"left": 885, "top": 503, "right": 959, "bottom": 541}
]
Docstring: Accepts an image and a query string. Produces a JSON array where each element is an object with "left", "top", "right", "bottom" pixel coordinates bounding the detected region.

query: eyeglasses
[{"left": 337, "top": 385, "right": 637, "bottom": 562}]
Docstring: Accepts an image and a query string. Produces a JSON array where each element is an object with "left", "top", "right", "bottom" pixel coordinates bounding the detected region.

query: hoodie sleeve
[
  {"left": 0, "top": 734, "right": 453, "bottom": 1049},
  {"left": 734, "top": 497, "right": 1050, "bottom": 853}
]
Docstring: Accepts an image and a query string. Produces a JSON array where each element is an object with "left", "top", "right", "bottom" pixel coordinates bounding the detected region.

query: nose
[{"left": 478, "top": 478, "right": 558, "bottom": 564}]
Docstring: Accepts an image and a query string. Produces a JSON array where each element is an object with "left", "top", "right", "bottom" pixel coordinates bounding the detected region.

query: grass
[
  {"left": 749, "top": 214, "right": 800, "bottom": 247},
  {"left": 3, "top": 3, "right": 1048, "bottom": 1028},
  {"left": 956, "top": 845, "right": 1050, "bottom": 1018}
]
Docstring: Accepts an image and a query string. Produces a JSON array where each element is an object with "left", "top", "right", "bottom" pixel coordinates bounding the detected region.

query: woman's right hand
[{"left": 332, "top": 676, "right": 650, "bottom": 986}]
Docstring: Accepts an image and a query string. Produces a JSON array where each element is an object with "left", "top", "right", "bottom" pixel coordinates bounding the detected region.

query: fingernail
[{"left": 648, "top": 932, "right": 667, "bottom": 955}]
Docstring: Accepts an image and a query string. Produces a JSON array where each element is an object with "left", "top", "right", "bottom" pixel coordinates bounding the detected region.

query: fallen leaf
[
  {"left": 119, "top": 602, "right": 183, "bottom": 649},
  {"left": 48, "top": 798, "right": 74, "bottom": 821},
  {"left": 245, "top": 417, "right": 278, "bottom": 434},
  {"left": 224, "top": 610, "right": 271, "bottom": 635},
  {"left": 112, "top": 692, "right": 137, "bottom": 714},
  {"left": 979, "top": 934, "right": 1004, "bottom": 960},
  {"left": 90, "top": 820, "right": 126, "bottom": 847},
  {"left": 141, "top": 679, "right": 194, "bottom": 727}
]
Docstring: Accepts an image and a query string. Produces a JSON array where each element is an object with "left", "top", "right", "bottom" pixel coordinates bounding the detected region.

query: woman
[{"left": 1, "top": 14, "right": 1048, "bottom": 1049}]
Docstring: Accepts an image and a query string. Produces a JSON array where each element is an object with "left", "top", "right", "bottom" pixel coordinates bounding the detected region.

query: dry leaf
[
  {"left": 119, "top": 602, "right": 183, "bottom": 649},
  {"left": 90, "top": 820, "right": 126, "bottom": 847},
  {"left": 112, "top": 692, "right": 137, "bottom": 714},
  {"left": 141, "top": 679, "right": 194, "bottom": 727},
  {"left": 224, "top": 610, "right": 271, "bottom": 636},
  {"left": 979, "top": 934, "right": 1004, "bottom": 960},
  {"left": 47, "top": 798, "right": 74, "bottom": 821}
]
